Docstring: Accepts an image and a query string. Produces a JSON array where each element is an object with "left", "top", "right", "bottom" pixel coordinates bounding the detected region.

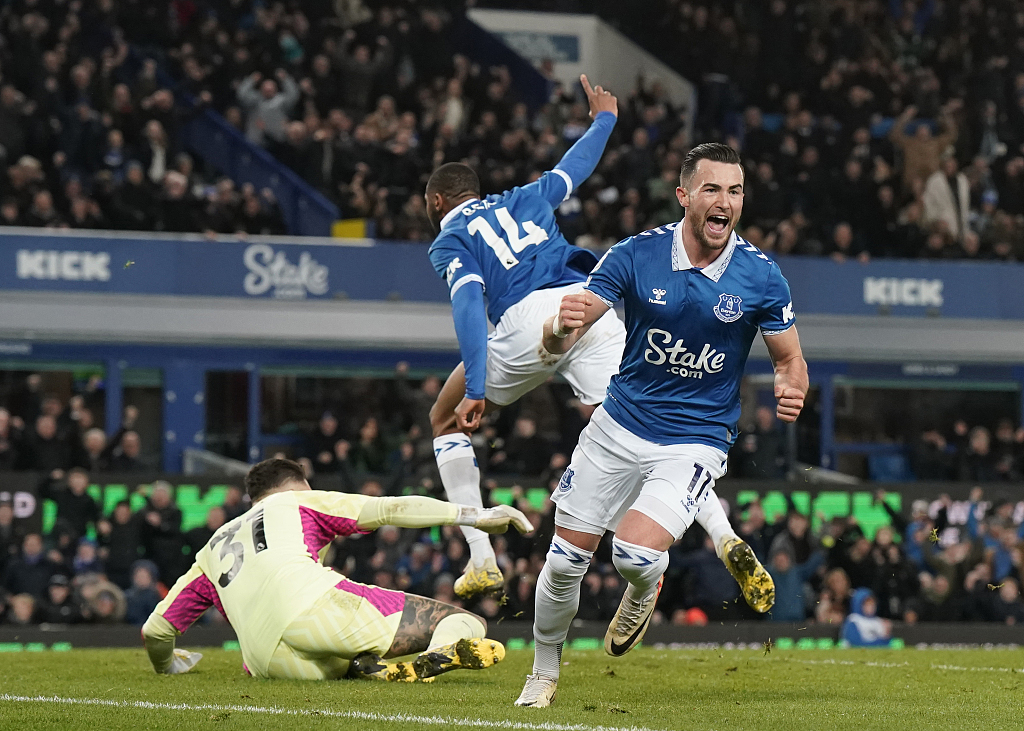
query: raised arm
[
  {"left": 888, "top": 105, "right": 916, "bottom": 146},
  {"left": 524, "top": 74, "right": 618, "bottom": 208},
  {"left": 763, "top": 326, "right": 808, "bottom": 422},
  {"left": 237, "top": 72, "right": 261, "bottom": 108}
]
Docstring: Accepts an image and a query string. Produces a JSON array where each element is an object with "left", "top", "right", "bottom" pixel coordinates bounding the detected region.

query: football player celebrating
[
  {"left": 141, "top": 458, "right": 532, "bottom": 681},
  {"left": 516, "top": 143, "right": 808, "bottom": 707},
  {"left": 423, "top": 75, "right": 625, "bottom": 599}
]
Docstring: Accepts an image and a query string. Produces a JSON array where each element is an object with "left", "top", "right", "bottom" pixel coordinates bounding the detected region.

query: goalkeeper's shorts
[{"left": 266, "top": 579, "right": 406, "bottom": 680}]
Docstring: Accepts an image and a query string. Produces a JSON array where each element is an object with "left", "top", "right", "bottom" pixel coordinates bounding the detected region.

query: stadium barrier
[
  {"left": 3, "top": 472, "right": 1020, "bottom": 541},
  {"left": 4, "top": 229, "right": 1024, "bottom": 321},
  {"left": 1, "top": 621, "right": 1020, "bottom": 652}
]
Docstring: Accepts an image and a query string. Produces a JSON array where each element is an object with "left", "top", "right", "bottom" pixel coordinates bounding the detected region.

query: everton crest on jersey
[
  {"left": 585, "top": 223, "right": 795, "bottom": 451},
  {"left": 713, "top": 293, "right": 744, "bottom": 323}
]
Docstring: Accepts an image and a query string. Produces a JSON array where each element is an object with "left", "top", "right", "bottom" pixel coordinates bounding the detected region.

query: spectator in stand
[
  {"left": 184, "top": 506, "right": 225, "bottom": 560},
  {"left": 96, "top": 501, "right": 142, "bottom": 590},
  {"left": 766, "top": 543, "right": 824, "bottom": 622},
  {"left": 922, "top": 155, "right": 971, "bottom": 243},
  {"left": 237, "top": 70, "right": 300, "bottom": 147},
  {"left": 733, "top": 405, "right": 785, "bottom": 478},
  {"left": 72, "top": 539, "right": 104, "bottom": 576},
  {"left": 841, "top": 588, "right": 892, "bottom": 646},
  {"left": 958, "top": 426, "right": 998, "bottom": 482},
  {"left": 108, "top": 431, "right": 145, "bottom": 472},
  {"left": 220, "top": 486, "right": 247, "bottom": 522},
  {"left": 308, "top": 410, "right": 342, "bottom": 471},
  {"left": 156, "top": 171, "right": 205, "bottom": 233},
  {"left": 39, "top": 573, "right": 87, "bottom": 624},
  {"left": 18, "top": 415, "right": 72, "bottom": 472},
  {"left": 0, "top": 408, "right": 19, "bottom": 470},
  {"left": 816, "top": 567, "right": 853, "bottom": 625},
  {"left": 81, "top": 429, "right": 109, "bottom": 472},
  {"left": 349, "top": 417, "right": 389, "bottom": 474},
  {"left": 39, "top": 468, "right": 99, "bottom": 540},
  {"left": 138, "top": 483, "right": 184, "bottom": 584},
  {"left": 123, "top": 560, "right": 161, "bottom": 625},
  {"left": 0, "top": 502, "right": 18, "bottom": 576},
  {"left": 6, "top": 593, "right": 40, "bottom": 625},
  {"left": 888, "top": 103, "right": 959, "bottom": 192},
  {"left": 3, "top": 534, "right": 56, "bottom": 599},
  {"left": 985, "top": 579, "right": 1024, "bottom": 625}
]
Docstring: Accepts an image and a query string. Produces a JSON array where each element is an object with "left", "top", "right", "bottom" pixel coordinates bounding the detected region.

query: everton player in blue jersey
[
  {"left": 515, "top": 143, "right": 809, "bottom": 707},
  {"left": 423, "top": 76, "right": 626, "bottom": 599}
]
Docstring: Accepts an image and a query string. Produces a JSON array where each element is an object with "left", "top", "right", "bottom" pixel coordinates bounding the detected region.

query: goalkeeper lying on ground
[{"left": 141, "top": 458, "right": 532, "bottom": 681}]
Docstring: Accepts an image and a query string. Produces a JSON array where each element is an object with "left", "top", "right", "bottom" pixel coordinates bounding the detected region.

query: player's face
[{"left": 677, "top": 160, "right": 744, "bottom": 251}]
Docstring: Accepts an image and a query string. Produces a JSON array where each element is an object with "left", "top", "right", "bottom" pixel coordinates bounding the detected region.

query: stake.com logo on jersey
[{"left": 643, "top": 328, "right": 726, "bottom": 379}]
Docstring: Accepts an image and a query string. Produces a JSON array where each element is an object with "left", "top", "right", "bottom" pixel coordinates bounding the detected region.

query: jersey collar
[
  {"left": 439, "top": 198, "right": 481, "bottom": 231},
  {"left": 671, "top": 219, "right": 738, "bottom": 283}
]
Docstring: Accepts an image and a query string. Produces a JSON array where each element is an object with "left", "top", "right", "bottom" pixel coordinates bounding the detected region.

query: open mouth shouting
[{"left": 705, "top": 213, "right": 731, "bottom": 238}]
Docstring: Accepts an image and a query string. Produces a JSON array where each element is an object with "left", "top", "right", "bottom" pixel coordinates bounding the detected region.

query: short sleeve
[
  {"left": 521, "top": 170, "right": 573, "bottom": 208},
  {"left": 584, "top": 239, "right": 633, "bottom": 307},
  {"left": 429, "top": 235, "right": 485, "bottom": 299},
  {"left": 758, "top": 263, "right": 796, "bottom": 335}
]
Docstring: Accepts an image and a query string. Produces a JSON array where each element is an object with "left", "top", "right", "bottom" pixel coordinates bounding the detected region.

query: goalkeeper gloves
[
  {"left": 456, "top": 505, "right": 534, "bottom": 535},
  {"left": 163, "top": 648, "right": 204, "bottom": 675}
]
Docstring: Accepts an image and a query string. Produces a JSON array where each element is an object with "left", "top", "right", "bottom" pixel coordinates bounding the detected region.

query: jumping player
[
  {"left": 141, "top": 458, "right": 532, "bottom": 681},
  {"left": 515, "top": 143, "right": 809, "bottom": 707},
  {"left": 424, "top": 75, "right": 625, "bottom": 599}
]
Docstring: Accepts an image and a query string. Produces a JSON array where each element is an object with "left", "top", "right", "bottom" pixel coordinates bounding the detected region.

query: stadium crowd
[
  {"left": 2, "top": 370, "right": 1023, "bottom": 629},
  {"left": 0, "top": 1, "right": 1022, "bottom": 261}
]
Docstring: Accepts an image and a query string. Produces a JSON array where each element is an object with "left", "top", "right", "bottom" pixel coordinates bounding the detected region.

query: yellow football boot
[
  {"left": 453, "top": 557, "right": 504, "bottom": 598},
  {"left": 412, "top": 637, "right": 506, "bottom": 679},
  {"left": 721, "top": 538, "right": 775, "bottom": 613}
]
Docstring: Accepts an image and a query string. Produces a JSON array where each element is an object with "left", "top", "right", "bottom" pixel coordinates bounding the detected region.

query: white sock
[
  {"left": 611, "top": 537, "right": 668, "bottom": 603},
  {"left": 694, "top": 487, "right": 738, "bottom": 558},
  {"left": 427, "top": 612, "right": 486, "bottom": 651},
  {"left": 533, "top": 535, "right": 592, "bottom": 679},
  {"left": 433, "top": 434, "right": 494, "bottom": 566}
]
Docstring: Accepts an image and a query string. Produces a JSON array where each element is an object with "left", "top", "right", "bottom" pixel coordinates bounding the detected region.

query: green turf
[{"left": 1, "top": 646, "right": 1021, "bottom": 731}]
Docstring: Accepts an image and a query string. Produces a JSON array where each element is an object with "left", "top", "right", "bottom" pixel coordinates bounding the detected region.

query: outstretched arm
[{"left": 356, "top": 495, "right": 533, "bottom": 534}]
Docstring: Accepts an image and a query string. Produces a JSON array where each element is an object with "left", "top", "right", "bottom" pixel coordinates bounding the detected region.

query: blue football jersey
[
  {"left": 584, "top": 223, "right": 796, "bottom": 452},
  {"left": 428, "top": 172, "right": 599, "bottom": 325}
]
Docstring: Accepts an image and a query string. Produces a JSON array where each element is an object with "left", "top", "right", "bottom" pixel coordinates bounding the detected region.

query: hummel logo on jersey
[
  {"left": 713, "top": 293, "right": 743, "bottom": 323},
  {"left": 446, "top": 257, "right": 463, "bottom": 280},
  {"left": 782, "top": 302, "right": 794, "bottom": 323},
  {"left": 649, "top": 288, "right": 667, "bottom": 305},
  {"left": 644, "top": 328, "right": 726, "bottom": 379}
]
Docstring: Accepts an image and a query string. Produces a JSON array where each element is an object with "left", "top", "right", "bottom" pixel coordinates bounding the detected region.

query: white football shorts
[
  {"left": 485, "top": 283, "right": 625, "bottom": 407},
  {"left": 552, "top": 405, "right": 729, "bottom": 539}
]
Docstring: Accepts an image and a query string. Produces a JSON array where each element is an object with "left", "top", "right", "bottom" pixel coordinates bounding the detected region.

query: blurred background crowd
[
  {"left": 2, "top": 468, "right": 1022, "bottom": 630},
  {"left": 2, "top": 0, "right": 1024, "bottom": 260}
]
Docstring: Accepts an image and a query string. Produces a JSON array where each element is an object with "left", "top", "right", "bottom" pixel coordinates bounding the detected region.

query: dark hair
[
  {"left": 244, "top": 458, "right": 306, "bottom": 501},
  {"left": 425, "top": 162, "right": 481, "bottom": 200},
  {"left": 679, "top": 143, "right": 742, "bottom": 187}
]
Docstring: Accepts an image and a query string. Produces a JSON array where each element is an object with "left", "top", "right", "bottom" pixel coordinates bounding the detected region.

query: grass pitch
[{"left": 1, "top": 646, "right": 1021, "bottom": 731}]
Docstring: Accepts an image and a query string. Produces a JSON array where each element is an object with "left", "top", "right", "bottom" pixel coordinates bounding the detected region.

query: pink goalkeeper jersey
[{"left": 152, "top": 490, "right": 381, "bottom": 678}]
